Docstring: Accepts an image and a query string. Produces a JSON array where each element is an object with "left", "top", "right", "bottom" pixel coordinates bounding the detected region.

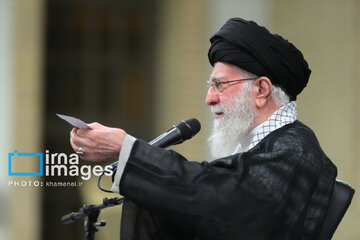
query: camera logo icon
[{"left": 8, "top": 150, "right": 43, "bottom": 176}]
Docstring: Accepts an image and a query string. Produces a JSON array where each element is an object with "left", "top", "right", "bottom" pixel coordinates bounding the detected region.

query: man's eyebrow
[{"left": 209, "top": 74, "right": 224, "bottom": 81}]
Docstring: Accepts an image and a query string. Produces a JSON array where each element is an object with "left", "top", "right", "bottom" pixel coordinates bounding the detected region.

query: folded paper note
[{"left": 56, "top": 114, "right": 93, "bottom": 129}]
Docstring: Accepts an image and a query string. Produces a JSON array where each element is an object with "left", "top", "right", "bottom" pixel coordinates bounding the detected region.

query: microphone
[
  {"left": 149, "top": 118, "right": 201, "bottom": 148},
  {"left": 111, "top": 118, "right": 201, "bottom": 171}
]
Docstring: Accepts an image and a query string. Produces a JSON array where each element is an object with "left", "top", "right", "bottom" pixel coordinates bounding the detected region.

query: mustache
[{"left": 211, "top": 105, "right": 226, "bottom": 114}]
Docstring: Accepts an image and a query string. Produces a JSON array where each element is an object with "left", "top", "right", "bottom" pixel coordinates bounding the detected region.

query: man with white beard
[
  {"left": 207, "top": 62, "right": 293, "bottom": 159},
  {"left": 208, "top": 64, "right": 257, "bottom": 159},
  {"left": 70, "top": 18, "right": 337, "bottom": 240}
]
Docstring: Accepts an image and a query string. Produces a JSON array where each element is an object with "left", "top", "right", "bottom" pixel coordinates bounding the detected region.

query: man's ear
[{"left": 253, "top": 77, "right": 272, "bottom": 108}]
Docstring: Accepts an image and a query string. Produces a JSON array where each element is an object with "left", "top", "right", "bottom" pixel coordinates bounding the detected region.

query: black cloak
[{"left": 116, "top": 121, "right": 337, "bottom": 240}]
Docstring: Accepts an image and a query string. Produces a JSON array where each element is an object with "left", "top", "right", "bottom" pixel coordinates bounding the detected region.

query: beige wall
[
  {"left": 0, "top": 1, "right": 13, "bottom": 239},
  {"left": 4, "top": 1, "right": 45, "bottom": 240},
  {"left": 154, "top": 0, "right": 209, "bottom": 161},
  {"left": 271, "top": 1, "right": 360, "bottom": 238}
]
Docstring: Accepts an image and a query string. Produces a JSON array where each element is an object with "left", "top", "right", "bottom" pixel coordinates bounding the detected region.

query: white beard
[{"left": 208, "top": 87, "right": 256, "bottom": 159}]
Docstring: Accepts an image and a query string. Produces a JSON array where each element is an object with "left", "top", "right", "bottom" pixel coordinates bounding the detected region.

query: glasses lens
[
  {"left": 211, "top": 80, "right": 217, "bottom": 91},
  {"left": 207, "top": 80, "right": 220, "bottom": 92}
]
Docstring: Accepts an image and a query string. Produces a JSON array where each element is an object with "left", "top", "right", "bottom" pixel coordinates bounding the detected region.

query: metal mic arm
[{"left": 61, "top": 197, "right": 124, "bottom": 240}]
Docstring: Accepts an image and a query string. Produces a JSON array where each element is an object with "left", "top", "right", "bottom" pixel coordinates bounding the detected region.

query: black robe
[{"left": 116, "top": 121, "right": 337, "bottom": 240}]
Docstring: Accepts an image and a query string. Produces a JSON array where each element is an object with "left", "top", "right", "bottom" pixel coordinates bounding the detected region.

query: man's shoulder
[
  {"left": 262, "top": 120, "right": 318, "bottom": 149},
  {"left": 250, "top": 120, "right": 336, "bottom": 173}
]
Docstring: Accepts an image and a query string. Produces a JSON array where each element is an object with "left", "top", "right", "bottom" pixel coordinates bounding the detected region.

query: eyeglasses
[{"left": 206, "top": 77, "right": 257, "bottom": 93}]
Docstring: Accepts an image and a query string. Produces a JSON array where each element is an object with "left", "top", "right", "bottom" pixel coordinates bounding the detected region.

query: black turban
[{"left": 208, "top": 18, "right": 311, "bottom": 101}]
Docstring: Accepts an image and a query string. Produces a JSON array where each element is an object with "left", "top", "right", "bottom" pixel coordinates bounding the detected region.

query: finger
[
  {"left": 88, "top": 122, "right": 103, "bottom": 129},
  {"left": 72, "top": 135, "right": 95, "bottom": 149},
  {"left": 70, "top": 128, "right": 77, "bottom": 139},
  {"left": 70, "top": 127, "right": 88, "bottom": 147},
  {"left": 70, "top": 136, "right": 78, "bottom": 152},
  {"left": 70, "top": 130, "right": 77, "bottom": 151},
  {"left": 77, "top": 128, "right": 92, "bottom": 137},
  {"left": 70, "top": 129, "right": 84, "bottom": 149},
  {"left": 70, "top": 138, "right": 86, "bottom": 158}
]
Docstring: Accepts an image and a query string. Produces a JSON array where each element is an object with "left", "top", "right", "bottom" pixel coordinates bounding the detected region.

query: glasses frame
[{"left": 207, "top": 77, "right": 258, "bottom": 93}]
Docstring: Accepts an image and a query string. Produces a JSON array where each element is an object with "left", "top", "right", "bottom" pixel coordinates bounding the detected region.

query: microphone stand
[{"left": 61, "top": 197, "right": 124, "bottom": 240}]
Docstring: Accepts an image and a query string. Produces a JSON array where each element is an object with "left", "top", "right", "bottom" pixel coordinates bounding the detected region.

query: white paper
[{"left": 56, "top": 114, "right": 93, "bottom": 129}]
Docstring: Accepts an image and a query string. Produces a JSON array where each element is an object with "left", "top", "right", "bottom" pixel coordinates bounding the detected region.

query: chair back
[{"left": 318, "top": 180, "right": 355, "bottom": 240}]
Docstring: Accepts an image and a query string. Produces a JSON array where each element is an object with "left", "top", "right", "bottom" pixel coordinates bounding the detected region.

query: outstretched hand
[{"left": 70, "top": 122, "right": 126, "bottom": 162}]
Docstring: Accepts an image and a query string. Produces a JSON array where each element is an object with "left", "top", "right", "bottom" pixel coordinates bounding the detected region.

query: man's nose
[{"left": 205, "top": 87, "right": 220, "bottom": 106}]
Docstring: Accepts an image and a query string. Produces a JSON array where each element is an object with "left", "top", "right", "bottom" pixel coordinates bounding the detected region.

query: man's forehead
[
  {"left": 210, "top": 63, "right": 245, "bottom": 80},
  {"left": 210, "top": 73, "right": 225, "bottom": 81}
]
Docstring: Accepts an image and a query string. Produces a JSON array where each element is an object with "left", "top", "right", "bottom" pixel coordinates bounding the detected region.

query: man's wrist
[{"left": 111, "top": 134, "right": 137, "bottom": 193}]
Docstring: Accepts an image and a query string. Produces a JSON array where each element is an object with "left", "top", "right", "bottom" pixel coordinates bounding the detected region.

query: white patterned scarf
[{"left": 234, "top": 101, "right": 297, "bottom": 153}]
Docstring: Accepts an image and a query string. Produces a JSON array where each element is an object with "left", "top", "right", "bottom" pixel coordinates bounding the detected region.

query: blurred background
[{"left": 1, "top": 0, "right": 359, "bottom": 239}]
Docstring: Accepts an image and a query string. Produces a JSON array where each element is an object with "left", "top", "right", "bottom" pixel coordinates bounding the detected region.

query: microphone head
[{"left": 176, "top": 118, "right": 201, "bottom": 140}]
